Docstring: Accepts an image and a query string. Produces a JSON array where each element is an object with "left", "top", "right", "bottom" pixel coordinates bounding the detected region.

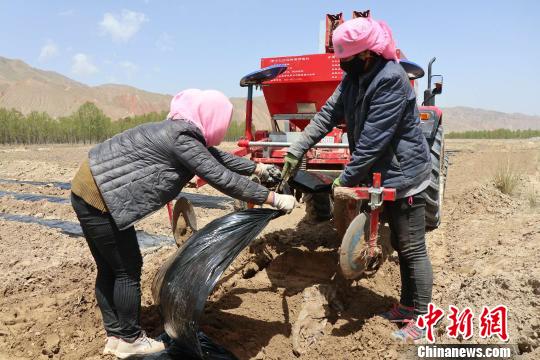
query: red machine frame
[{"left": 234, "top": 11, "right": 416, "bottom": 171}]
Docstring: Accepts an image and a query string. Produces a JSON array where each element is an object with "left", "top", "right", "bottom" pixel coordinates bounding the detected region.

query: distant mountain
[
  {"left": 240, "top": 102, "right": 540, "bottom": 133},
  {"left": 1, "top": 56, "right": 538, "bottom": 133},
  {"left": 0, "top": 56, "right": 170, "bottom": 119},
  {"left": 439, "top": 106, "right": 540, "bottom": 132},
  {"left": 229, "top": 96, "right": 270, "bottom": 130}
]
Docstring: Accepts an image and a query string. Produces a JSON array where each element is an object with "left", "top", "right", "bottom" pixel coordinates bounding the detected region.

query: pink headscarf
[
  {"left": 332, "top": 17, "right": 398, "bottom": 61},
  {"left": 168, "top": 89, "right": 233, "bottom": 147}
]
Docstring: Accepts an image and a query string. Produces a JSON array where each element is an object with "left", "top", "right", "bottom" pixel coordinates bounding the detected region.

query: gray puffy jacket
[
  {"left": 89, "top": 119, "right": 269, "bottom": 230},
  {"left": 289, "top": 59, "right": 431, "bottom": 192}
]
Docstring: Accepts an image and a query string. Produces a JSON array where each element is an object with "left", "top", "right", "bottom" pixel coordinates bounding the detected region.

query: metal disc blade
[{"left": 339, "top": 212, "right": 369, "bottom": 279}]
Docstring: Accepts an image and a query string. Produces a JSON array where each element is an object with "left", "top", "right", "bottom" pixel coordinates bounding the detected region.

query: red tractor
[{"left": 233, "top": 11, "right": 447, "bottom": 278}]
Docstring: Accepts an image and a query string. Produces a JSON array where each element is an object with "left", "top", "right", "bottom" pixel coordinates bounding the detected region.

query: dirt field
[{"left": 0, "top": 140, "right": 539, "bottom": 359}]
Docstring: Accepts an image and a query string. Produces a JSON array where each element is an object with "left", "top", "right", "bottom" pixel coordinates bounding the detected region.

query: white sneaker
[
  {"left": 114, "top": 332, "right": 165, "bottom": 359},
  {"left": 103, "top": 336, "right": 119, "bottom": 355}
]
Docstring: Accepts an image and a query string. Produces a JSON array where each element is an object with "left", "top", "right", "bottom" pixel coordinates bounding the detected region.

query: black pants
[
  {"left": 71, "top": 193, "right": 143, "bottom": 341},
  {"left": 384, "top": 192, "right": 433, "bottom": 316}
]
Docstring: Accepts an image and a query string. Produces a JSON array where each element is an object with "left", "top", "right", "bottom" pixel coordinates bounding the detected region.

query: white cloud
[
  {"left": 71, "top": 53, "right": 99, "bottom": 76},
  {"left": 119, "top": 61, "right": 138, "bottom": 78},
  {"left": 39, "top": 40, "right": 59, "bottom": 62},
  {"left": 156, "top": 32, "right": 174, "bottom": 52},
  {"left": 99, "top": 9, "right": 148, "bottom": 42}
]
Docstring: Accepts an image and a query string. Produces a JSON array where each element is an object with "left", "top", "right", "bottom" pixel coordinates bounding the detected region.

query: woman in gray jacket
[{"left": 71, "top": 89, "right": 295, "bottom": 358}]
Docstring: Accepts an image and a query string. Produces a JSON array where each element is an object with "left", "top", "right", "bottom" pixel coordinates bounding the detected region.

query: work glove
[
  {"left": 254, "top": 163, "right": 282, "bottom": 182},
  {"left": 332, "top": 177, "right": 342, "bottom": 193},
  {"left": 281, "top": 153, "right": 300, "bottom": 182},
  {"left": 271, "top": 193, "right": 296, "bottom": 213}
]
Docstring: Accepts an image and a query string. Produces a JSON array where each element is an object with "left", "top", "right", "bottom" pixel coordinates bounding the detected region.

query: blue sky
[{"left": 0, "top": 1, "right": 539, "bottom": 115}]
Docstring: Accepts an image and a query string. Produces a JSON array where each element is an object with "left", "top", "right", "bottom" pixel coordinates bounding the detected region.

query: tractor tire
[
  {"left": 425, "top": 125, "right": 448, "bottom": 229},
  {"left": 304, "top": 192, "right": 333, "bottom": 222}
]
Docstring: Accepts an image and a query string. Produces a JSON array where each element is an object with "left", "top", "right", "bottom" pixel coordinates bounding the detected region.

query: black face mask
[{"left": 340, "top": 56, "right": 366, "bottom": 78}]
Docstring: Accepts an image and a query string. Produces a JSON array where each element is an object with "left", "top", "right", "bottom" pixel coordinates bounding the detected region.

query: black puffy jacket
[
  {"left": 289, "top": 59, "right": 431, "bottom": 193},
  {"left": 89, "top": 119, "right": 269, "bottom": 230}
]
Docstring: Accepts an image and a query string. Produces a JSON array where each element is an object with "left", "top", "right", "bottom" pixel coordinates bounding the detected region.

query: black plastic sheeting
[
  {"left": 0, "top": 190, "right": 70, "bottom": 204},
  {"left": 0, "top": 179, "right": 232, "bottom": 209},
  {"left": 0, "top": 213, "right": 174, "bottom": 249},
  {"left": 289, "top": 170, "right": 333, "bottom": 193},
  {"left": 0, "top": 178, "right": 71, "bottom": 190},
  {"left": 148, "top": 209, "right": 282, "bottom": 359}
]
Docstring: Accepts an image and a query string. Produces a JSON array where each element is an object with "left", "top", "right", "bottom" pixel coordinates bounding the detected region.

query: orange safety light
[{"left": 420, "top": 112, "right": 431, "bottom": 121}]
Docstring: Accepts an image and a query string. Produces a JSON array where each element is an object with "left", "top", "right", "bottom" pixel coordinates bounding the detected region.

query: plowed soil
[{"left": 0, "top": 139, "right": 539, "bottom": 360}]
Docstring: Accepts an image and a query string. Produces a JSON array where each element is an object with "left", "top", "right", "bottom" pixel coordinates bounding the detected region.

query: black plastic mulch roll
[{"left": 157, "top": 208, "right": 282, "bottom": 359}]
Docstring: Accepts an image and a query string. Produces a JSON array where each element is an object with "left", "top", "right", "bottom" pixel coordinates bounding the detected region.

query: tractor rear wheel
[{"left": 425, "top": 125, "right": 448, "bottom": 229}]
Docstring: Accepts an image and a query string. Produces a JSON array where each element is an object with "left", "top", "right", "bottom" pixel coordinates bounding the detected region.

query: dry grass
[
  {"left": 493, "top": 161, "right": 520, "bottom": 195},
  {"left": 528, "top": 186, "right": 538, "bottom": 207}
]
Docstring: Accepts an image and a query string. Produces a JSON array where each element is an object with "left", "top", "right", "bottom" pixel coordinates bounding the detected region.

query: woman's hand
[
  {"left": 265, "top": 192, "right": 296, "bottom": 213},
  {"left": 332, "top": 177, "right": 342, "bottom": 192},
  {"left": 281, "top": 153, "right": 299, "bottom": 181},
  {"left": 254, "top": 163, "right": 282, "bottom": 182}
]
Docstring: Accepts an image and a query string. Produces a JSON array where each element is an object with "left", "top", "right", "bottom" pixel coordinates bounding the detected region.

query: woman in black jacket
[
  {"left": 282, "top": 18, "right": 433, "bottom": 342},
  {"left": 71, "top": 89, "right": 295, "bottom": 358}
]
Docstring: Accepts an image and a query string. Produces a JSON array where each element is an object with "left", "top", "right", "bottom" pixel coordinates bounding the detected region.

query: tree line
[
  {"left": 17, "top": 103, "right": 538, "bottom": 143},
  {"left": 0, "top": 102, "right": 246, "bottom": 145},
  {"left": 447, "top": 129, "right": 540, "bottom": 139}
]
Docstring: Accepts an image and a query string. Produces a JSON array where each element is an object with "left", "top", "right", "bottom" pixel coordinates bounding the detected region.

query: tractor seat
[
  {"left": 399, "top": 60, "right": 425, "bottom": 80},
  {"left": 239, "top": 64, "right": 287, "bottom": 87}
]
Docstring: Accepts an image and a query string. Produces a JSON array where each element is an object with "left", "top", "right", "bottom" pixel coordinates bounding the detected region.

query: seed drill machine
[{"left": 233, "top": 10, "right": 447, "bottom": 278}]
